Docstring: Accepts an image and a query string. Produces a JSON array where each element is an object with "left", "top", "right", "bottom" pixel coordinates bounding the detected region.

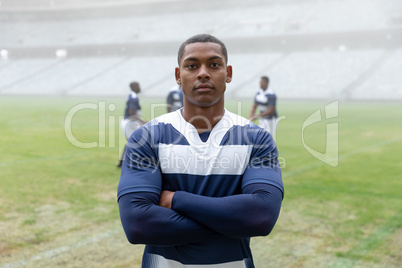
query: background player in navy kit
[
  {"left": 117, "top": 81, "right": 146, "bottom": 167},
  {"left": 118, "top": 34, "right": 284, "bottom": 267},
  {"left": 248, "top": 76, "right": 278, "bottom": 138},
  {"left": 166, "top": 84, "right": 183, "bottom": 113}
]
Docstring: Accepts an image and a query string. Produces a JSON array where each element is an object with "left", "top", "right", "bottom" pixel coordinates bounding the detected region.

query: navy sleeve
[
  {"left": 171, "top": 183, "right": 283, "bottom": 239},
  {"left": 117, "top": 127, "right": 162, "bottom": 197},
  {"left": 118, "top": 192, "right": 222, "bottom": 246},
  {"left": 242, "top": 127, "right": 283, "bottom": 191},
  {"left": 267, "top": 94, "right": 276, "bottom": 107}
]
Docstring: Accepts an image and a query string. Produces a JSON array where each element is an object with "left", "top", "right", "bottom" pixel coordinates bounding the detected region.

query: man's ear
[
  {"left": 226, "top": 65, "right": 233, "bottom": 83},
  {"left": 175, "top": 67, "right": 181, "bottom": 85}
]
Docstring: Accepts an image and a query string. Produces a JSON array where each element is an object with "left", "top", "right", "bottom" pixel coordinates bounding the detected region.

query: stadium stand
[
  {"left": 1, "top": 57, "right": 125, "bottom": 95},
  {"left": 0, "top": 59, "right": 58, "bottom": 90},
  {"left": 233, "top": 49, "right": 385, "bottom": 100},
  {"left": 0, "top": 0, "right": 401, "bottom": 100},
  {"left": 350, "top": 48, "right": 402, "bottom": 100},
  {"left": 66, "top": 56, "right": 177, "bottom": 97}
]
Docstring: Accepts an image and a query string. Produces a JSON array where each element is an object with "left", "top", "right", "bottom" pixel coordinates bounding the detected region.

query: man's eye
[
  {"left": 211, "top": 62, "right": 220, "bottom": 68},
  {"left": 187, "top": 64, "right": 197, "bottom": 69}
]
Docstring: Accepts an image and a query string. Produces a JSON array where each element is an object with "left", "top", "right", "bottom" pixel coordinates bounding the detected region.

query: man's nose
[{"left": 197, "top": 65, "right": 210, "bottom": 80}]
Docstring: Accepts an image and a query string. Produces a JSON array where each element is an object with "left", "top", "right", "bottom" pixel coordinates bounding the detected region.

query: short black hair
[
  {"left": 261, "top": 76, "right": 269, "bottom": 83},
  {"left": 177, "top": 34, "right": 228, "bottom": 66}
]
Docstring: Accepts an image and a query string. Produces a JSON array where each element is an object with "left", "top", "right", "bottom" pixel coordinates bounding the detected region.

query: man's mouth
[{"left": 195, "top": 83, "right": 213, "bottom": 92}]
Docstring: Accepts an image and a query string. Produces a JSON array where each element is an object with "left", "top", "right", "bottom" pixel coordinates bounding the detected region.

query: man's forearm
[
  {"left": 248, "top": 104, "right": 257, "bottom": 119},
  {"left": 171, "top": 183, "right": 283, "bottom": 239},
  {"left": 259, "top": 106, "right": 275, "bottom": 118},
  {"left": 119, "top": 192, "right": 221, "bottom": 246}
]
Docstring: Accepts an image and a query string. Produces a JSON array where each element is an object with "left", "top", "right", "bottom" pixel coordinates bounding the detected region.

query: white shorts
[
  {"left": 121, "top": 118, "right": 142, "bottom": 140},
  {"left": 259, "top": 117, "right": 277, "bottom": 138}
]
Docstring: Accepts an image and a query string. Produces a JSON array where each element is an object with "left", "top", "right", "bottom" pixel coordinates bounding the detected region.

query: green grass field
[{"left": 0, "top": 96, "right": 401, "bottom": 268}]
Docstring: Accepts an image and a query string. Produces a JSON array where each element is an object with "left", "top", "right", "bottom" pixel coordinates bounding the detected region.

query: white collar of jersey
[
  {"left": 130, "top": 92, "right": 138, "bottom": 98},
  {"left": 152, "top": 109, "right": 250, "bottom": 148},
  {"left": 179, "top": 109, "right": 229, "bottom": 147},
  {"left": 259, "top": 88, "right": 274, "bottom": 95}
]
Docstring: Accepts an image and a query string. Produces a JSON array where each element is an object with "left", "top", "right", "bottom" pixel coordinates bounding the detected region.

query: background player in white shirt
[
  {"left": 248, "top": 76, "right": 278, "bottom": 138},
  {"left": 117, "top": 81, "right": 146, "bottom": 167}
]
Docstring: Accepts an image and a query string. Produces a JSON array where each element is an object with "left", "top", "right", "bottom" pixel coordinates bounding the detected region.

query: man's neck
[{"left": 182, "top": 105, "right": 225, "bottom": 134}]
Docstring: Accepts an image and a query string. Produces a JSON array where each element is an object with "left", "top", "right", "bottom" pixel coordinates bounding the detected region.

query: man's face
[
  {"left": 131, "top": 83, "right": 141, "bottom": 93},
  {"left": 260, "top": 79, "right": 268, "bottom": 90},
  {"left": 175, "top": 42, "right": 232, "bottom": 108}
]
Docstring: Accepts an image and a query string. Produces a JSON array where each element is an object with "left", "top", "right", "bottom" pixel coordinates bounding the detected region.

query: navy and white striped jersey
[
  {"left": 124, "top": 92, "right": 141, "bottom": 119},
  {"left": 118, "top": 109, "right": 284, "bottom": 267},
  {"left": 254, "top": 88, "right": 277, "bottom": 119}
]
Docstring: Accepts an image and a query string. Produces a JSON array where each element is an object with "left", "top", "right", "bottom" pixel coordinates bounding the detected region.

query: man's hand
[
  {"left": 159, "top": 190, "right": 175, "bottom": 209},
  {"left": 249, "top": 114, "right": 259, "bottom": 121}
]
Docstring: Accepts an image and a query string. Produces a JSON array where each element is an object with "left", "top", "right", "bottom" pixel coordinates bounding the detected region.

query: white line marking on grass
[
  {"left": 0, "top": 227, "right": 122, "bottom": 268},
  {"left": 283, "top": 135, "right": 402, "bottom": 178}
]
